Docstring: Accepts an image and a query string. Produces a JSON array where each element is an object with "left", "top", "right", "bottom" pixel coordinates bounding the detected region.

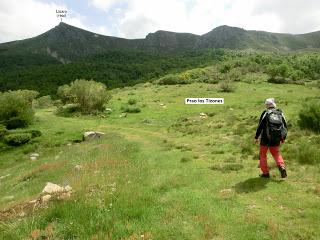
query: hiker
[{"left": 254, "top": 98, "right": 287, "bottom": 178}]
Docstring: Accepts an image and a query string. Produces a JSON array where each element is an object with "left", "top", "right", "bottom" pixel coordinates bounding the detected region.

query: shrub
[
  {"left": 157, "top": 74, "right": 189, "bottom": 85},
  {"left": 24, "top": 129, "right": 42, "bottom": 138},
  {"left": 56, "top": 104, "right": 80, "bottom": 117},
  {"left": 57, "top": 79, "right": 111, "bottom": 113},
  {"left": 181, "top": 157, "right": 192, "bottom": 163},
  {"left": 0, "top": 124, "right": 8, "bottom": 138},
  {"left": 220, "top": 63, "right": 232, "bottom": 73},
  {"left": 227, "top": 68, "right": 242, "bottom": 82},
  {"left": 128, "top": 99, "right": 137, "bottom": 105},
  {"left": 294, "top": 142, "right": 319, "bottom": 165},
  {"left": 4, "top": 133, "right": 32, "bottom": 146},
  {"left": 121, "top": 105, "right": 141, "bottom": 113},
  {"left": 33, "top": 95, "right": 53, "bottom": 108},
  {"left": 267, "top": 77, "right": 288, "bottom": 84},
  {"left": 298, "top": 102, "right": 320, "bottom": 133},
  {"left": 218, "top": 80, "right": 235, "bottom": 92},
  {"left": 0, "top": 90, "right": 38, "bottom": 129},
  {"left": 210, "top": 163, "right": 244, "bottom": 172}
]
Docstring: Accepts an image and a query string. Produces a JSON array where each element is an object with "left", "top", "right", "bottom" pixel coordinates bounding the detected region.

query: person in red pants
[{"left": 255, "top": 98, "right": 288, "bottom": 178}]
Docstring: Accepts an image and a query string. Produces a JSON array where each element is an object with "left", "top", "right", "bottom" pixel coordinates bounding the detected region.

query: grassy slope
[{"left": 0, "top": 81, "right": 320, "bottom": 239}]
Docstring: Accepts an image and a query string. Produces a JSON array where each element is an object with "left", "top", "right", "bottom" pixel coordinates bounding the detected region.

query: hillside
[
  {"left": 1, "top": 73, "right": 319, "bottom": 238},
  {"left": 1, "top": 23, "right": 320, "bottom": 95},
  {"left": 1, "top": 23, "right": 320, "bottom": 61}
]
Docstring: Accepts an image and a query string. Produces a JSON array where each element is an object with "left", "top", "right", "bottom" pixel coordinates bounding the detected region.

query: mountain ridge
[{"left": 1, "top": 22, "right": 320, "bottom": 62}]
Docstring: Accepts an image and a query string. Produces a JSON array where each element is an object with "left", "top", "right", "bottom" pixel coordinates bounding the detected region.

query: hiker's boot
[
  {"left": 278, "top": 166, "right": 287, "bottom": 178},
  {"left": 260, "top": 173, "right": 270, "bottom": 178}
]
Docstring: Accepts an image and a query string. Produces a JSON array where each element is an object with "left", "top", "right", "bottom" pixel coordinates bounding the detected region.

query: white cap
[{"left": 265, "top": 98, "right": 276, "bottom": 108}]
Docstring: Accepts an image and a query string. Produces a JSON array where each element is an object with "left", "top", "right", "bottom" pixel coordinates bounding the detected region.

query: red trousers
[{"left": 260, "top": 145, "right": 285, "bottom": 174}]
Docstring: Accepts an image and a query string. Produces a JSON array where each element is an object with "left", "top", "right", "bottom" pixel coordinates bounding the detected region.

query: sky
[{"left": 0, "top": 0, "right": 320, "bottom": 43}]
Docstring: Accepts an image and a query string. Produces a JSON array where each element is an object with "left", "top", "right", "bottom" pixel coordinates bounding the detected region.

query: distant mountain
[
  {"left": 1, "top": 23, "right": 320, "bottom": 64},
  {"left": 1, "top": 22, "right": 320, "bottom": 95}
]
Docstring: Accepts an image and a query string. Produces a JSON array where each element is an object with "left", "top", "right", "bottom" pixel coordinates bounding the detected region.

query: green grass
[{"left": 0, "top": 80, "right": 320, "bottom": 239}]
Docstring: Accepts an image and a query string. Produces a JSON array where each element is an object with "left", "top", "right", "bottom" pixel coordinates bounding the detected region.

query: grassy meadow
[{"left": 1, "top": 77, "right": 320, "bottom": 239}]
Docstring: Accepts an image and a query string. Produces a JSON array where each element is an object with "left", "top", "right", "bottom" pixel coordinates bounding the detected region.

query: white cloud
[
  {"left": 88, "top": 0, "right": 126, "bottom": 12},
  {"left": 0, "top": 0, "right": 59, "bottom": 42},
  {"left": 0, "top": 0, "right": 112, "bottom": 43},
  {"left": 119, "top": 0, "right": 190, "bottom": 38},
  {"left": 251, "top": 0, "right": 320, "bottom": 33},
  {"left": 97, "top": 0, "right": 320, "bottom": 38},
  {"left": 1, "top": 0, "right": 320, "bottom": 43}
]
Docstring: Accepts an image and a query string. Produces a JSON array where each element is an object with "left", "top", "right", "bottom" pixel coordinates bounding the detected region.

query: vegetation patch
[
  {"left": 57, "top": 79, "right": 111, "bottom": 113},
  {"left": 4, "top": 133, "right": 32, "bottom": 146},
  {"left": 298, "top": 102, "right": 320, "bottom": 133},
  {"left": 0, "top": 90, "right": 38, "bottom": 129},
  {"left": 210, "top": 163, "right": 244, "bottom": 172}
]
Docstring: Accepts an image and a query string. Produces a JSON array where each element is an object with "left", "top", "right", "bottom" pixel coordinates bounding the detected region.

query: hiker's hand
[
  {"left": 281, "top": 139, "right": 285, "bottom": 144},
  {"left": 254, "top": 139, "right": 259, "bottom": 145}
]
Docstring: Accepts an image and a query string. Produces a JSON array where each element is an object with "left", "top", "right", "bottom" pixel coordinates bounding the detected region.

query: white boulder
[
  {"left": 41, "top": 194, "right": 52, "bottom": 203},
  {"left": 83, "top": 131, "right": 105, "bottom": 141},
  {"left": 42, "top": 182, "right": 64, "bottom": 194}
]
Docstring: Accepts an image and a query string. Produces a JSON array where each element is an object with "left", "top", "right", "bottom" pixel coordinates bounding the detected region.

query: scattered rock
[
  {"left": 220, "top": 189, "right": 232, "bottom": 194},
  {"left": 30, "top": 153, "right": 39, "bottom": 158},
  {"left": 200, "top": 112, "right": 208, "bottom": 119},
  {"left": 0, "top": 174, "right": 11, "bottom": 180},
  {"left": 248, "top": 204, "right": 258, "bottom": 209},
  {"left": 74, "top": 165, "right": 83, "bottom": 171},
  {"left": 64, "top": 185, "right": 72, "bottom": 192},
  {"left": 41, "top": 195, "right": 52, "bottom": 203},
  {"left": 30, "top": 153, "right": 39, "bottom": 161},
  {"left": 29, "top": 199, "right": 37, "bottom": 204},
  {"left": 105, "top": 108, "right": 112, "bottom": 112},
  {"left": 120, "top": 113, "right": 127, "bottom": 118},
  {"left": 67, "top": 143, "right": 72, "bottom": 146},
  {"left": 230, "top": 108, "right": 234, "bottom": 111},
  {"left": 280, "top": 205, "right": 286, "bottom": 210},
  {"left": 141, "top": 119, "right": 152, "bottom": 124},
  {"left": 160, "top": 103, "right": 165, "bottom": 106},
  {"left": 58, "top": 192, "right": 71, "bottom": 200},
  {"left": 266, "top": 196, "right": 273, "bottom": 201},
  {"left": 83, "top": 131, "right": 105, "bottom": 141},
  {"left": 42, "top": 182, "right": 65, "bottom": 194},
  {"left": 40, "top": 183, "right": 73, "bottom": 203},
  {"left": 19, "top": 211, "right": 26, "bottom": 217}
]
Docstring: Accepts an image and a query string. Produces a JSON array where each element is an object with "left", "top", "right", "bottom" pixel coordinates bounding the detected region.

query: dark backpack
[{"left": 266, "top": 109, "right": 287, "bottom": 141}]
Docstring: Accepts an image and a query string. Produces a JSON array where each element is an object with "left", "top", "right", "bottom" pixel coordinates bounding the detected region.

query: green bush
[
  {"left": 227, "top": 68, "right": 242, "bottom": 82},
  {"left": 0, "top": 124, "right": 8, "bottom": 138},
  {"left": 24, "top": 129, "right": 42, "bottom": 138},
  {"left": 4, "top": 133, "right": 32, "bottom": 146},
  {"left": 128, "top": 99, "right": 137, "bottom": 105},
  {"left": 158, "top": 74, "right": 189, "bottom": 85},
  {"left": 220, "top": 63, "right": 232, "bottom": 73},
  {"left": 33, "top": 95, "right": 53, "bottom": 108},
  {"left": 57, "top": 79, "right": 111, "bottom": 113},
  {"left": 298, "top": 103, "right": 320, "bottom": 133},
  {"left": 0, "top": 90, "right": 38, "bottom": 129},
  {"left": 294, "top": 142, "right": 319, "bottom": 165},
  {"left": 267, "top": 77, "right": 288, "bottom": 84},
  {"left": 121, "top": 105, "right": 141, "bottom": 113},
  {"left": 218, "top": 80, "right": 235, "bottom": 92},
  {"left": 56, "top": 104, "right": 80, "bottom": 117}
]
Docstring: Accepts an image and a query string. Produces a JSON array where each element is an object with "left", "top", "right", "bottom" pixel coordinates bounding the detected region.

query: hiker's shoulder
[{"left": 260, "top": 110, "right": 267, "bottom": 118}]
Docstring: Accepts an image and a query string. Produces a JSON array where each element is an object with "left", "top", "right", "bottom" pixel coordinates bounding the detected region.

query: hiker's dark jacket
[{"left": 255, "top": 107, "right": 287, "bottom": 146}]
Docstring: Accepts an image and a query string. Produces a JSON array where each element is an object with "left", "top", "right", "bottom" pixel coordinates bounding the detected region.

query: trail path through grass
[{"left": 1, "top": 82, "right": 320, "bottom": 239}]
